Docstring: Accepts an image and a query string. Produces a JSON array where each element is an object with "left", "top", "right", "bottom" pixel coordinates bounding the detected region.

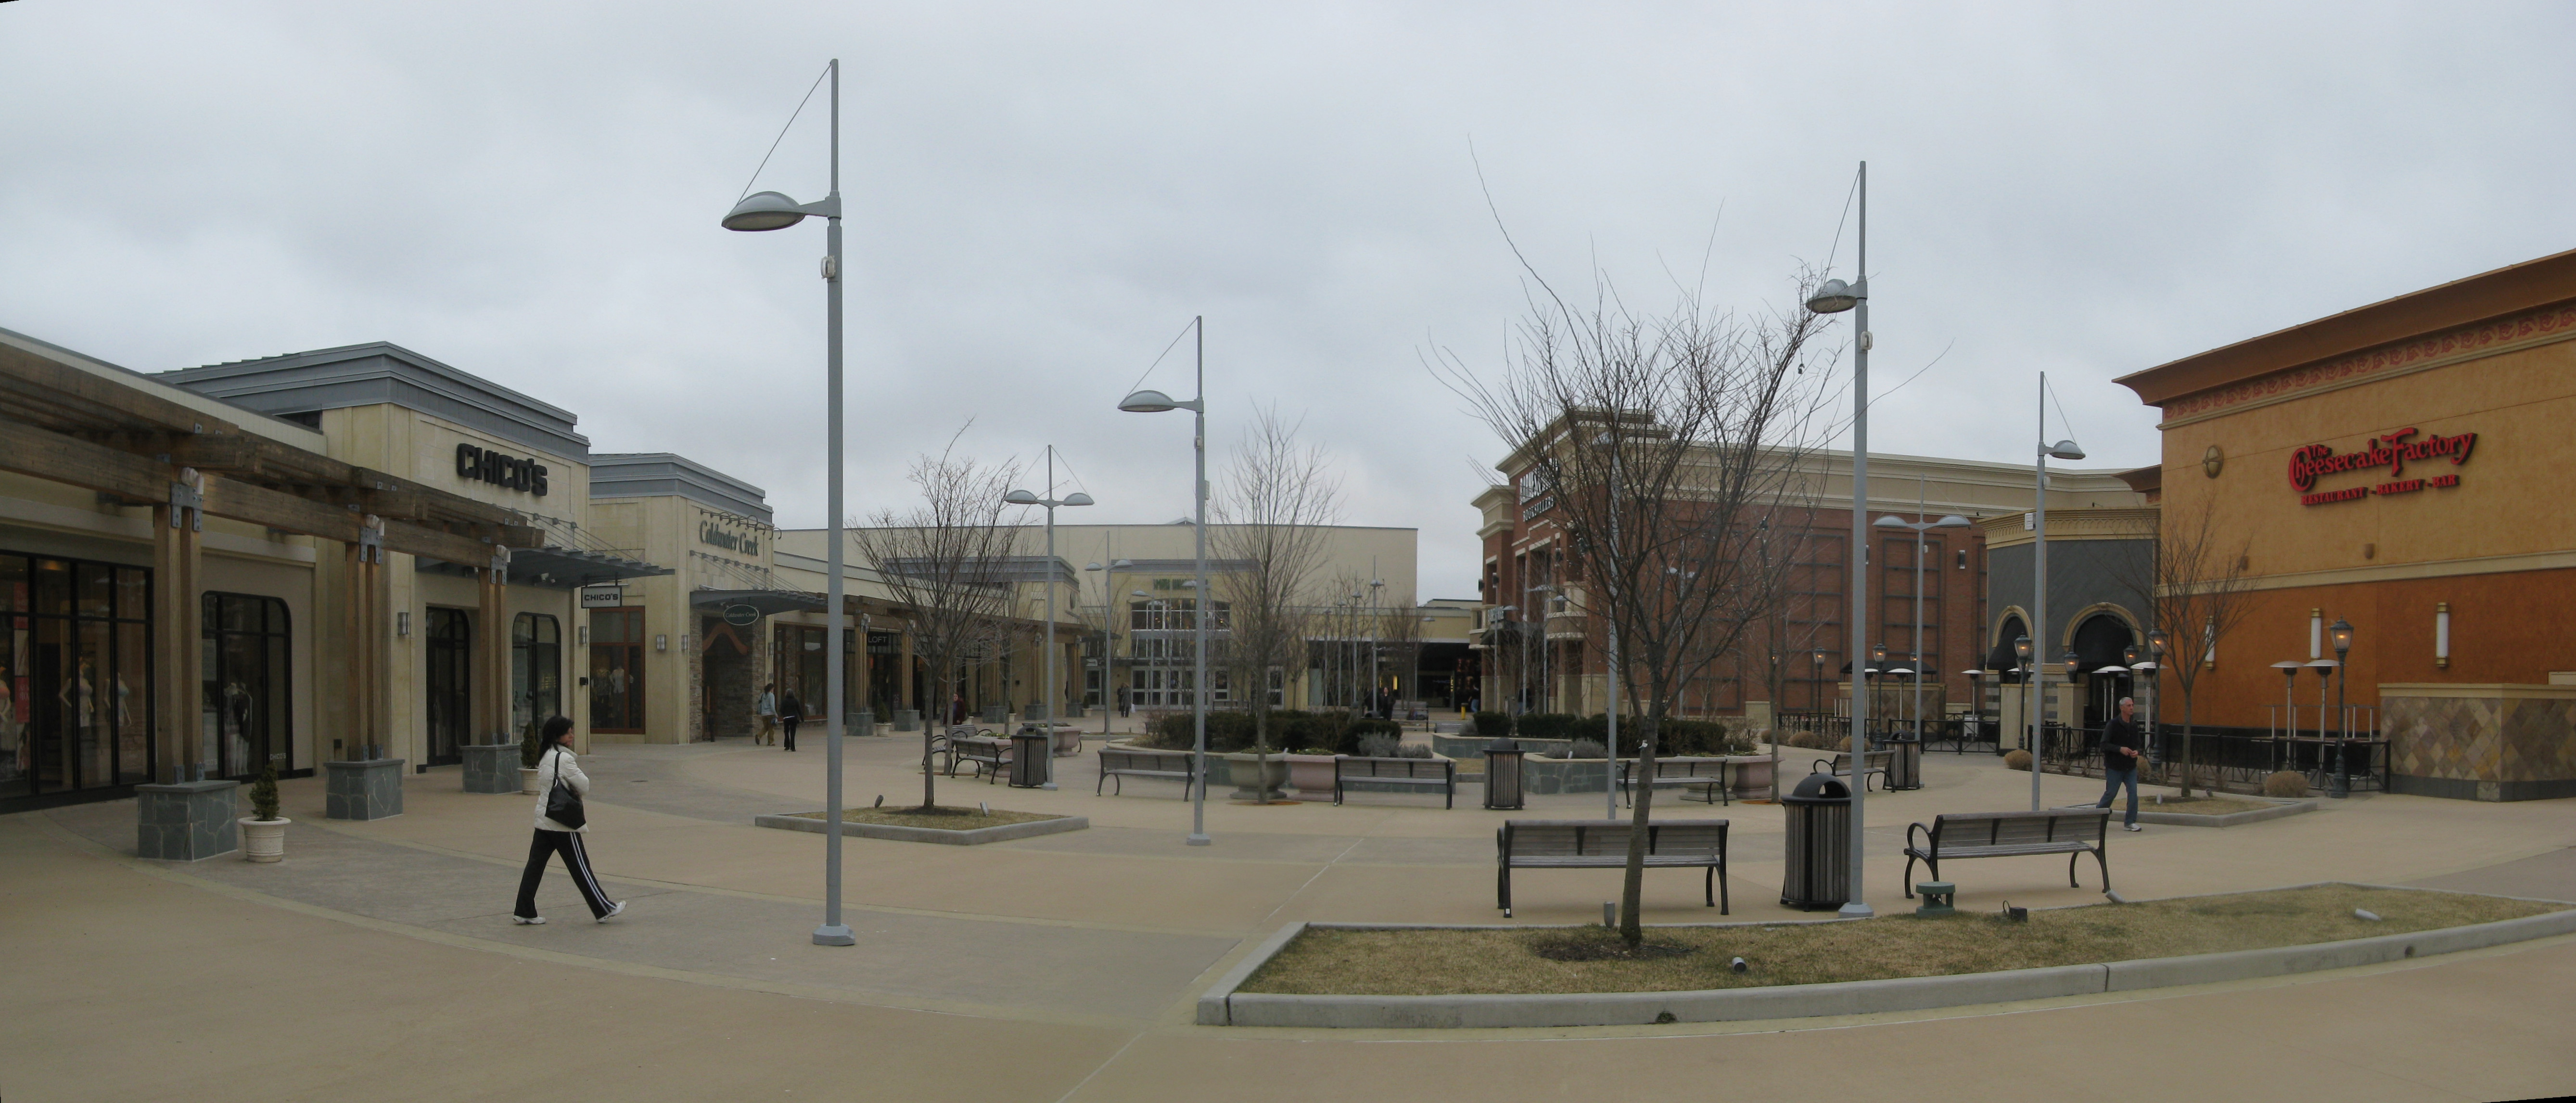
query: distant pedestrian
[
  {"left": 949, "top": 693, "right": 967, "bottom": 726},
  {"left": 779, "top": 689, "right": 803, "bottom": 752},
  {"left": 511, "top": 716, "right": 623, "bottom": 925},
  {"left": 2096, "top": 697, "right": 2146, "bottom": 832},
  {"left": 755, "top": 683, "right": 778, "bottom": 745}
]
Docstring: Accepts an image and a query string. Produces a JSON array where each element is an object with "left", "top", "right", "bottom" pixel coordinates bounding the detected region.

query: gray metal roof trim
[{"left": 157, "top": 344, "right": 590, "bottom": 458}]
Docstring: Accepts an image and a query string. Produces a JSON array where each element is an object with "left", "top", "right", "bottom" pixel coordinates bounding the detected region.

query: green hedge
[
  {"left": 1558, "top": 715, "right": 1747, "bottom": 757},
  {"left": 1516, "top": 712, "right": 1577, "bottom": 739},
  {"left": 1142, "top": 710, "right": 1402, "bottom": 756},
  {"left": 1472, "top": 711, "right": 1514, "bottom": 737}
]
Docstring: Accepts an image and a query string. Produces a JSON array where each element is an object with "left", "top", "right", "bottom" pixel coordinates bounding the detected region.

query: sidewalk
[{"left": 6, "top": 739, "right": 2572, "bottom": 1102}]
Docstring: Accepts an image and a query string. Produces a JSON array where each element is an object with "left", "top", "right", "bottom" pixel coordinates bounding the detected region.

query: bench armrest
[{"left": 1907, "top": 821, "right": 1932, "bottom": 854}]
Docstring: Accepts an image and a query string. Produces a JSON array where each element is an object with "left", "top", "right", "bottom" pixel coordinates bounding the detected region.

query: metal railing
[{"left": 2035, "top": 722, "right": 2387, "bottom": 794}]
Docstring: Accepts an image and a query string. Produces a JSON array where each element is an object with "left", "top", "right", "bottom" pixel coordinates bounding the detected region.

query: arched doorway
[{"left": 2071, "top": 613, "right": 2137, "bottom": 734}]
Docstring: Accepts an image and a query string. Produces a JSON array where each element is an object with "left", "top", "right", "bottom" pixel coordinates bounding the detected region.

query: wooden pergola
[{"left": 0, "top": 333, "right": 547, "bottom": 780}]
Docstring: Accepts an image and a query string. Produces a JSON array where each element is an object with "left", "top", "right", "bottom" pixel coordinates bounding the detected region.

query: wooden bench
[
  {"left": 1618, "top": 756, "right": 1735, "bottom": 807},
  {"left": 1096, "top": 746, "right": 1202, "bottom": 796},
  {"left": 945, "top": 734, "right": 1011, "bottom": 783},
  {"left": 1333, "top": 756, "right": 1456, "bottom": 808},
  {"left": 1902, "top": 808, "right": 2112, "bottom": 897},
  {"left": 1813, "top": 749, "right": 1895, "bottom": 792},
  {"left": 1496, "top": 819, "right": 1730, "bottom": 917}
]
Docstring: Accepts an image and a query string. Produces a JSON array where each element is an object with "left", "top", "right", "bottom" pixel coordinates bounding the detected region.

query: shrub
[
  {"left": 1549, "top": 738, "right": 1607, "bottom": 760},
  {"left": 1393, "top": 743, "right": 1433, "bottom": 759},
  {"left": 1516, "top": 712, "right": 1576, "bottom": 740},
  {"left": 2004, "top": 749, "right": 2033, "bottom": 771},
  {"left": 2262, "top": 770, "right": 2310, "bottom": 798},
  {"left": 247, "top": 756, "right": 282, "bottom": 822},
  {"left": 1291, "top": 747, "right": 1339, "bottom": 757},
  {"left": 1472, "top": 711, "right": 1514, "bottom": 738},
  {"left": 1356, "top": 733, "right": 1404, "bottom": 758},
  {"left": 520, "top": 724, "right": 543, "bottom": 770}
]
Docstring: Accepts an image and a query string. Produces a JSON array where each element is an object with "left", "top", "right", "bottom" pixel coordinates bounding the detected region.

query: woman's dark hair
[{"left": 539, "top": 715, "right": 574, "bottom": 751}]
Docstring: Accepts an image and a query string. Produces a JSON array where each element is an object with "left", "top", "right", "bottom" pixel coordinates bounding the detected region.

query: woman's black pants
[
  {"left": 783, "top": 716, "right": 800, "bottom": 751},
  {"left": 513, "top": 828, "right": 612, "bottom": 919}
]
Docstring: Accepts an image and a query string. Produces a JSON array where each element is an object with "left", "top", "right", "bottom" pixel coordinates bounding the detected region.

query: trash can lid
[
  {"left": 1783, "top": 773, "right": 1851, "bottom": 803},
  {"left": 1486, "top": 737, "right": 1521, "bottom": 753}
]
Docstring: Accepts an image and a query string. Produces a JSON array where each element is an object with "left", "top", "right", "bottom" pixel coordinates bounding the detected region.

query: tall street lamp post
[
  {"left": 1802, "top": 160, "right": 1875, "bottom": 917},
  {"left": 1006, "top": 448, "right": 1093, "bottom": 789},
  {"left": 2330, "top": 618, "right": 2354, "bottom": 798},
  {"left": 1119, "top": 318, "right": 1211, "bottom": 846},
  {"left": 1875, "top": 502, "right": 1970, "bottom": 739},
  {"left": 720, "top": 58, "right": 854, "bottom": 948},
  {"left": 2028, "top": 370, "right": 2085, "bottom": 812}
]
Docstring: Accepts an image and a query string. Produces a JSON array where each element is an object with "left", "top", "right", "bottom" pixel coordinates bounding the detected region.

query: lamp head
[
  {"left": 1004, "top": 489, "right": 1040, "bottom": 505},
  {"left": 1806, "top": 278, "right": 1860, "bottom": 314},
  {"left": 2123, "top": 644, "right": 2141, "bottom": 665},
  {"left": 2045, "top": 439, "right": 2086, "bottom": 461},
  {"left": 1118, "top": 389, "right": 1180, "bottom": 413},
  {"left": 1872, "top": 643, "right": 1887, "bottom": 663},
  {"left": 1812, "top": 649, "right": 1825, "bottom": 665},
  {"left": 1935, "top": 514, "right": 1972, "bottom": 527},
  {"left": 1084, "top": 562, "right": 1103, "bottom": 571},
  {"left": 2015, "top": 635, "right": 2033, "bottom": 661},
  {"left": 721, "top": 190, "right": 808, "bottom": 232},
  {"left": 1874, "top": 515, "right": 1910, "bottom": 529},
  {"left": 2330, "top": 617, "right": 2353, "bottom": 656},
  {"left": 2148, "top": 628, "right": 2169, "bottom": 654},
  {"left": 1062, "top": 492, "right": 1094, "bottom": 507},
  {"left": 1110, "top": 558, "right": 1134, "bottom": 568}
]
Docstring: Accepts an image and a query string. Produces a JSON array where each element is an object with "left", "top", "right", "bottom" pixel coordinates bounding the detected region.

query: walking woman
[
  {"left": 511, "top": 716, "right": 625, "bottom": 925},
  {"left": 778, "top": 688, "right": 803, "bottom": 752}
]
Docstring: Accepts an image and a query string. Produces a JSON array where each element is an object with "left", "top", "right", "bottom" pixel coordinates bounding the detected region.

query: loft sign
[
  {"left": 699, "top": 521, "right": 758, "bottom": 556},
  {"left": 455, "top": 443, "right": 548, "bottom": 496},
  {"left": 2288, "top": 426, "right": 2474, "bottom": 507}
]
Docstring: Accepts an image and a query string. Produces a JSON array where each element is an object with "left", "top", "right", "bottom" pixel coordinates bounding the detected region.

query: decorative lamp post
[
  {"left": 2144, "top": 628, "right": 2168, "bottom": 764},
  {"left": 1004, "top": 451, "right": 1092, "bottom": 788},
  {"left": 2028, "top": 407, "right": 2086, "bottom": 811},
  {"left": 720, "top": 58, "right": 855, "bottom": 947},
  {"left": 2014, "top": 633, "right": 2036, "bottom": 777},
  {"left": 1801, "top": 162, "right": 1877, "bottom": 915},
  {"left": 1119, "top": 320, "right": 1212, "bottom": 846},
  {"left": 2330, "top": 617, "right": 2354, "bottom": 798}
]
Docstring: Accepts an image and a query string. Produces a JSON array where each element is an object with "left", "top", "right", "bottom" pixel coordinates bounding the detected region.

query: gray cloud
[{"left": 5, "top": 1, "right": 2570, "bottom": 597}]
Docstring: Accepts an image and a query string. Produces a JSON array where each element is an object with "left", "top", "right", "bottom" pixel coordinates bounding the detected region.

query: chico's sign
[
  {"left": 455, "top": 442, "right": 549, "bottom": 496},
  {"left": 2287, "top": 426, "right": 2474, "bottom": 506}
]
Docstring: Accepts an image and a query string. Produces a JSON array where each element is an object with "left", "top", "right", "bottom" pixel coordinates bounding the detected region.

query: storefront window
[
  {"left": 2, "top": 552, "right": 152, "bottom": 805},
  {"left": 512, "top": 613, "right": 561, "bottom": 738},
  {"left": 203, "top": 592, "right": 291, "bottom": 780},
  {"left": 423, "top": 608, "right": 470, "bottom": 766},
  {"left": 590, "top": 609, "right": 646, "bottom": 733}
]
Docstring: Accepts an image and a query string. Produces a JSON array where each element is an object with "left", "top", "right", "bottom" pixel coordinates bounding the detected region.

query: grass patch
[
  {"left": 2145, "top": 796, "right": 2280, "bottom": 816},
  {"left": 1240, "top": 885, "right": 2559, "bottom": 996},
  {"left": 786, "top": 806, "right": 1062, "bottom": 831}
]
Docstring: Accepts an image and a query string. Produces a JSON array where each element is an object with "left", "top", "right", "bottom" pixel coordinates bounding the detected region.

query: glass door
[
  {"left": 424, "top": 608, "right": 470, "bottom": 766},
  {"left": 590, "top": 609, "right": 646, "bottom": 733}
]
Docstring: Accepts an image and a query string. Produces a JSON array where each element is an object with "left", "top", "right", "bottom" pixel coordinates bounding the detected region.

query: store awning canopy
[
  {"left": 690, "top": 588, "right": 826, "bottom": 616},
  {"left": 493, "top": 546, "right": 671, "bottom": 588}
]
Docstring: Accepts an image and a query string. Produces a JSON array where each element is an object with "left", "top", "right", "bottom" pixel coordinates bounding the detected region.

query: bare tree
[
  {"left": 1210, "top": 408, "right": 1344, "bottom": 795},
  {"left": 1437, "top": 266, "right": 1836, "bottom": 947},
  {"left": 2123, "top": 492, "right": 2255, "bottom": 798},
  {"left": 849, "top": 442, "right": 1025, "bottom": 811},
  {"left": 1377, "top": 601, "right": 1426, "bottom": 714}
]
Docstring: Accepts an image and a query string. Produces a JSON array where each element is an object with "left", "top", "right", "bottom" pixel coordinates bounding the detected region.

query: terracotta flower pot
[{"left": 239, "top": 817, "right": 290, "bottom": 863}]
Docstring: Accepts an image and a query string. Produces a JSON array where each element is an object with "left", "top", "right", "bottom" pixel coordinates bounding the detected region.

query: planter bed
[
  {"left": 1196, "top": 883, "right": 2573, "bottom": 1027},
  {"left": 2131, "top": 796, "right": 2315, "bottom": 827},
  {"left": 756, "top": 808, "right": 1087, "bottom": 846}
]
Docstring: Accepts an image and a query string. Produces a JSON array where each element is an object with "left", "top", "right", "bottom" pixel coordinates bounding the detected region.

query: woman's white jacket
[{"left": 533, "top": 747, "right": 590, "bottom": 833}]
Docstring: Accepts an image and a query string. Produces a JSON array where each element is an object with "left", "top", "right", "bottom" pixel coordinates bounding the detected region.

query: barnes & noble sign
[{"left": 2288, "top": 426, "right": 2474, "bottom": 506}]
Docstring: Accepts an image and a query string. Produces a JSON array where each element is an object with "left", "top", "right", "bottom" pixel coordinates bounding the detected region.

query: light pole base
[
  {"left": 1185, "top": 834, "right": 1211, "bottom": 847},
  {"left": 811, "top": 924, "right": 855, "bottom": 946},
  {"left": 1837, "top": 901, "right": 1875, "bottom": 919}
]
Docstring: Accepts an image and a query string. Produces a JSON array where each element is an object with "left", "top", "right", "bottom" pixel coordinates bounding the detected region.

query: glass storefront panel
[
  {"left": 203, "top": 592, "right": 290, "bottom": 780},
  {"left": 590, "top": 609, "right": 645, "bottom": 732},
  {"left": 118, "top": 622, "right": 150, "bottom": 784},
  {"left": 424, "top": 608, "right": 470, "bottom": 765},
  {"left": 512, "top": 613, "right": 561, "bottom": 738}
]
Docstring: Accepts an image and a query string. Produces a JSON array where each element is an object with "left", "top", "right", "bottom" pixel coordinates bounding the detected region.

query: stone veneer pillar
[
  {"left": 135, "top": 779, "right": 241, "bottom": 860},
  {"left": 2382, "top": 683, "right": 2576, "bottom": 802},
  {"left": 325, "top": 758, "right": 406, "bottom": 820},
  {"left": 460, "top": 743, "right": 523, "bottom": 795}
]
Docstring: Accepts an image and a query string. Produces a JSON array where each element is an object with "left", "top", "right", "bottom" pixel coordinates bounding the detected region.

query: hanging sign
[
  {"left": 580, "top": 584, "right": 625, "bottom": 609},
  {"left": 2288, "top": 427, "right": 2475, "bottom": 506},
  {"left": 722, "top": 603, "right": 761, "bottom": 626}
]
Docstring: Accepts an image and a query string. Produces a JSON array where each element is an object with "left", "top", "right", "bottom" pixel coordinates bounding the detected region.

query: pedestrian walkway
[{"left": 6, "top": 738, "right": 2572, "bottom": 1102}]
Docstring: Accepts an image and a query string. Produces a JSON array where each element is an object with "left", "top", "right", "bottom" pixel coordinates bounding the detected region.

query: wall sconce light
[
  {"left": 578, "top": 625, "right": 588, "bottom": 646},
  {"left": 2435, "top": 602, "right": 2451, "bottom": 669},
  {"left": 655, "top": 634, "right": 668, "bottom": 653},
  {"left": 2308, "top": 608, "right": 2322, "bottom": 660},
  {"left": 396, "top": 611, "right": 410, "bottom": 637}
]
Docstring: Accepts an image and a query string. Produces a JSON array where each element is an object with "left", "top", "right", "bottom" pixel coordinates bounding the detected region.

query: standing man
[
  {"left": 2096, "top": 696, "right": 2145, "bottom": 832},
  {"left": 778, "top": 688, "right": 803, "bottom": 753},
  {"left": 755, "top": 682, "right": 778, "bottom": 746}
]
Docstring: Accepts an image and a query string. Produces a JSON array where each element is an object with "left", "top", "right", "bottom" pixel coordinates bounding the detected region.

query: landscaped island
[{"left": 1241, "top": 885, "right": 2559, "bottom": 996}]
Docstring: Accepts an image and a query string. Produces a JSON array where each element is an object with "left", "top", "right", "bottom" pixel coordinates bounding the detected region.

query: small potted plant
[
  {"left": 519, "top": 725, "right": 543, "bottom": 794},
  {"left": 239, "top": 756, "right": 290, "bottom": 863}
]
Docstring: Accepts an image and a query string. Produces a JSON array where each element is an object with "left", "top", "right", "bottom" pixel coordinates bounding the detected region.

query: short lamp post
[
  {"left": 2014, "top": 633, "right": 2036, "bottom": 770},
  {"left": 2330, "top": 617, "right": 2354, "bottom": 798},
  {"left": 1119, "top": 319, "right": 1211, "bottom": 846},
  {"left": 720, "top": 58, "right": 854, "bottom": 948},
  {"left": 1005, "top": 451, "right": 1092, "bottom": 789},
  {"left": 2144, "top": 628, "right": 2168, "bottom": 764}
]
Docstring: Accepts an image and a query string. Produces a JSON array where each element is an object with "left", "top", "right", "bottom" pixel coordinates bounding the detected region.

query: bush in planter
[
  {"left": 1356, "top": 733, "right": 1403, "bottom": 758},
  {"left": 1547, "top": 738, "right": 1607, "bottom": 760},
  {"left": 1516, "top": 712, "right": 1575, "bottom": 740},
  {"left": 2262, "top": 770, "right": 2310, "bottom": 798},
  {"left": 1339, "top": 718, "right": 1402, "bottom": 756},
  {"left": 521, "top": 723, "right": 544, "bottom": 770},
  {"left": 247, "top": 757, "right": 282, "bottom": 822},
  {"left": 1471, "top": 711, "right": 1514, "bottom": 738}
]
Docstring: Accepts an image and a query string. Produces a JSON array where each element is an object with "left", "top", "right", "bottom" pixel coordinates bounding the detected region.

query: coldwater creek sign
[{"left": 2289, "top": 427, "right": 2475, "bottom": 506}]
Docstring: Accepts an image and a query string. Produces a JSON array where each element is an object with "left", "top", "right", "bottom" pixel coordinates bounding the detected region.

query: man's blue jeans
[{"left": 2096, "top": 766, "right": 2139, "bottom": 826}]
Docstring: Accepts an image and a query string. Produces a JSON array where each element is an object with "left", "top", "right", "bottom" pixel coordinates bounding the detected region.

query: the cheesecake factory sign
[{"left": 2288, "top": 427, "right": 2475, "bottom": 506}]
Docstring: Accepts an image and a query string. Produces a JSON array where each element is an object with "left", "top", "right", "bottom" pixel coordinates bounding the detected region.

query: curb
[
  {"left": 1201, "top": 890, "right": 2576, "bottom": 1028},
  {"left": 753, "top": 812, "right": 1088, "bottom": 846},
  {"left": 2132, "top": 798, "right": 2316, "bottom": 827}
]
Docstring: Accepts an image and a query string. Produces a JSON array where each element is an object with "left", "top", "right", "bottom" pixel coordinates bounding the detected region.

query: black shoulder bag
[{"left": 544, "top": 749, "right": 587, "bottom": 830}]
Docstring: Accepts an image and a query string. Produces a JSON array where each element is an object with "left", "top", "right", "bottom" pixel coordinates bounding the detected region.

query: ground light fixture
[
  {"left": 2330, "top": 617, "right": 2354, "bottom": 798},
  {"left": 1802, "top": 159, "right": 1875, "bottom": 918},
  {"left": 1005, "top": 455, "right": 1093, "bottom": 789},
  {"left": 720, "top": 58, "right": 855, "bottom": 948},
  {"left": 1118, "top": 317, "right": 1212, "bottom": 846}
]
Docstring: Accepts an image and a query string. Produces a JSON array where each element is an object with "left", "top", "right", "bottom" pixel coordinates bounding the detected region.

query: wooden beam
[
  {"left": 0, "top": 340, "right": 243, "bottom": 436},
  {"left": 202, "top": 477, "right": 498, "bottom": 564},
  {"left": 0, "top": 416, "right": 170, "bottom": 500}
]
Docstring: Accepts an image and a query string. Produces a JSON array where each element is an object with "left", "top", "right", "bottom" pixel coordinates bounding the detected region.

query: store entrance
[
  {"left": 424, "top": 608, "right": 470, "bottom": 766},
  {"left": 700, "top": 617, "right": 753, "bottom": 742}
]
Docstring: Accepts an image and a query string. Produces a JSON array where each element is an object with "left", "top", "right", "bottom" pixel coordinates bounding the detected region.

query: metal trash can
[
  {"left": 1009, "top": 728, "right": 1051, "bottom": 788},
  {"left": 1888, "top": 730, "right": 1922, "bottom": 790},
  {"left": 1483, "top": 738, "right": 1525, "bottom": 810},
  {"left": 1780, "top": 773, "right": 1853, "bottom": 911}
]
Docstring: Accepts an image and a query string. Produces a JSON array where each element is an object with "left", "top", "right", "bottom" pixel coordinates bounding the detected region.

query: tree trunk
[
  {"left": 919, "top": 669, "right": 952, "bottom": 811},
  {"left": 2176, "top": 692, "right": 2197, "bottom": 800},
  {"left": 1619, "top": 696, "right": 1661, "bottom": 948}
]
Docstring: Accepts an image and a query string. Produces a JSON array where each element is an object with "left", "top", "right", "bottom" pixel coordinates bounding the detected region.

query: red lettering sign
[{"left": 2288, "top": 427, "right": 2475, "bottom": 505}]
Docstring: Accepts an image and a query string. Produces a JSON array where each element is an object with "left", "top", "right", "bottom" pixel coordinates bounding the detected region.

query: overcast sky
[{"left": 6, "top": 2, "right": 2572, "bottom": 598}]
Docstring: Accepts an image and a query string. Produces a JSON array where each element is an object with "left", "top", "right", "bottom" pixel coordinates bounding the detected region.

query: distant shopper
[
  {"left": 755, "top": 683, "right": 778, "bottom": 746},
  {"left": 511, "top": 716, "right": 624, "bottom": 925},
  {"left": 949, "top": 693, "right": 967, "bottom": 726},
  {"left": 779, "top": 689, "right": 803, "bottom": 753},
  {"left": 2096, "top": 697, "right": 2145, "bottom": 832}
]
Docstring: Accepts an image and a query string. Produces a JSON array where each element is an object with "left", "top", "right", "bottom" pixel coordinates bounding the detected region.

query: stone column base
[
  {"left": 325, "top": 758, "right": 406, "bottom": 820},
  {"left": 460, "top": 744, "right": 522, "bottom": 795},
  {"left": 136, "top": 780, "right": 242, "bottom": 860}
]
